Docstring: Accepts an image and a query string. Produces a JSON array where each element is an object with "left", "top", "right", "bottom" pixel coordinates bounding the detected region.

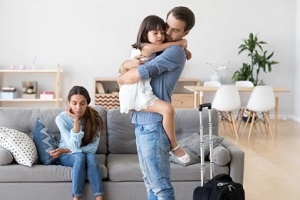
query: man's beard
[{"left": 166, "top": 35, "right": 173, "bottom": 42}]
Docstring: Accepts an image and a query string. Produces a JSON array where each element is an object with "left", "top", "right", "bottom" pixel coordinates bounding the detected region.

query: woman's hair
[
  {"left": 132, "top": 15, "right": 166, "bottom": 50},
  {"left": 167, "top": 6, "right": 195, "bottom": 32},
  {"left": 67, "top": 85, "right": 105, "bottom": 146}
]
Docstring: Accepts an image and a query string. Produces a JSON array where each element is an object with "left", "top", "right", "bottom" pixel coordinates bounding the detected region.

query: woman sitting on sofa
[{"left": 50, "top": 85, "right": 105, "bottom": 200}]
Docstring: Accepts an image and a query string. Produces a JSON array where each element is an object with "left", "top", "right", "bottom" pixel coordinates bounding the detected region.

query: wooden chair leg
[
  {"left": 221, "top": 112, "right": 227, "bottom": 134},
  {"left": 242, "top": 111, "right": 251, "bottom": 137},
  {"left": 227, "top": 112, "right": 235, "bottom": 136},
  {"left": 230, "top": 112, "right": 239, "bottom": 140},
  {"left": 248, "top": 112, "right": 256, "bottom": 140},
  {"left": 256, "top": 115, "right": 265, "bottom": 135},
  {"left": 264, "top": 112, "right": 275, "bottom": 140},
  {"left": 262, "top": 113, "right": 269, "bottom": 136}
]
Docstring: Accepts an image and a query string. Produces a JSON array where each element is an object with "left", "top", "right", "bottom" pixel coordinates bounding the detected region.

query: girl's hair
[
  {"left": 132, "top": 15, "right": 166, "bottom": 50},
  {"left": 67, "top": 85, "right": 105, "bottom": 146}
]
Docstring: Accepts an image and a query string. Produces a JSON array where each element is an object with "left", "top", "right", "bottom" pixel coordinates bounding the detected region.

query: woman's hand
[
  {"left": 66, "top": 106, "right": 80, "bottom": 133},
  {"left": 66, "top": 106, "right": 79, "bottom": 120},
  {"left": 50, "top": 148, "right": 70, "bottom": 158}
]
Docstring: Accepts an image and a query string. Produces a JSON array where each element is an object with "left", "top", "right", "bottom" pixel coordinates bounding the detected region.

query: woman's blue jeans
[
  {"left": 59, "top": 152, "right": 103, "bottom": 198},
  {"left": 135, "top": 122, "right": 175, "bottom": 200}
]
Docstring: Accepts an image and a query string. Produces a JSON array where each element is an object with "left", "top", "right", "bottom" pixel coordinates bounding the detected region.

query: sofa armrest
[{"left": 220, "top": 139, "right": 244, "bottom": 184}]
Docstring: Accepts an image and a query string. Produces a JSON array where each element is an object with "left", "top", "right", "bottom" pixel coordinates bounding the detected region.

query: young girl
[
  {"left": 50, "top": 86, "right": 105, "bottom": 200},
  {"left": 119, "top": 15, "right": 190, "bottom": 164}
]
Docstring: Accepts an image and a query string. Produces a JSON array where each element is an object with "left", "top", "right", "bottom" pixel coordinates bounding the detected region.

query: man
[{"left": 118, "top": 6, "right": 195, "bottom": 200}]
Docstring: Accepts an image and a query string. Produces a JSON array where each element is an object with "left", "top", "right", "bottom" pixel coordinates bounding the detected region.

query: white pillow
[
  {"left": 0, "top": 146, "right": 14, "bottom": 165},
  {"left": 0, "top": 127, "right": 38, "bottom": 167}
]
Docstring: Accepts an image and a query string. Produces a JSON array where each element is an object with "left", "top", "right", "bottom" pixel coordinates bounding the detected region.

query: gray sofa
[{"left": 0, "top": 106, "right": 244, "bottom": 200}]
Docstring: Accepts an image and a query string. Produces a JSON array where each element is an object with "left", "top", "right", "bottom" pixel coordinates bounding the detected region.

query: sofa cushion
[
  {"left": 0, "top": 108, "right": 64, "bottom": 135},
  {"left": 170, "top": 161, "right": 229, "bottom": 181},
  {"left": 174, "top": 108, "right": 219, "bottom": 139},
  {"left": 93, "top": 106, "right": 108, "bottom": 154},
  {"left": 33, "top": 119, "right": 59, "bottom": 165},
  {"left": 0, "top": 146, "right": 13, "bottom": 165},
  {"left": 0, "top": 127, "right": 38, "bottom": 167},
  {"left": 107, "top": 154, "right": 142, "bottom": 181},
  {"left": 0, "top": 154, "right": 108, "bottom": 182},
  {"left": 107, "top": 110, "right": 136, "bottom": 154},
  {"left": 107, "top": 154, "right": 229, "bottom": 182}
]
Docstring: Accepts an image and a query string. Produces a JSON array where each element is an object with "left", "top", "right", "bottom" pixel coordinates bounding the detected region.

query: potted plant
[{"left": 232, "top": 33, "right": 278, "bottom": 86}]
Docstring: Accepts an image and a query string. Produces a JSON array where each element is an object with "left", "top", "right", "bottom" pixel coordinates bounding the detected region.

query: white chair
[
  {"left": 235, "top": 81, "right": 254, "bottom": 132},
  {"left": 203, "top": 81, "right": 222, "bottom": 87},
  {"left": 212, "top": 85, "right": 241, "bottom": 140},
  {"left": 242, "top": 86, "right": 275, "bottom": 140}
]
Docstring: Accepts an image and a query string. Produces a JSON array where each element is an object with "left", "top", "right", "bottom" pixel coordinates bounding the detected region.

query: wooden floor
[{"left": 219, "top": 119, "right": 300, "bottom": 200}]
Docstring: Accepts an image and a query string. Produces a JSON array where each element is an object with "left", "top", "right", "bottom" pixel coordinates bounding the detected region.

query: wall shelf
[{"left": 0, "top": 65, "right": 63, "bottom": 107}]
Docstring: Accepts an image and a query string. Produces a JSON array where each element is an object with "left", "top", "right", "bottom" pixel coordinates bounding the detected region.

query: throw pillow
[
  {"left": 169, "top": 133, "right": 223, "bottom": 166},
  {"left": 0, "top": 127, "right": 38, "bottom": 167},
  {"left": 208, "top": 144, "right": 231, "bottom": 166},
  {"left": 0, "top": 146, "right": 14, "bottom": 165},
  {"left": 33, "top": 118, "right": 59, "bottom": 165}
]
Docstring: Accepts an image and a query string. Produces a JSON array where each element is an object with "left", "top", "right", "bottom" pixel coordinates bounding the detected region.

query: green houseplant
[{"left": 232, "top": 33, "right": 278, "bottom": 86}]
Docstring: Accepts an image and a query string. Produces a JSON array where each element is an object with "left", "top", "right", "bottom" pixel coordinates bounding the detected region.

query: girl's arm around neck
[{"left": 141, "top": 39, "right": 187, "bottom": 57}]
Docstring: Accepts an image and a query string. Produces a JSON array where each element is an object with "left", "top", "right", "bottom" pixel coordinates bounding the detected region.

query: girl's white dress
[{"left": 119, "top": 49, "right": 158, "bottom": 114}]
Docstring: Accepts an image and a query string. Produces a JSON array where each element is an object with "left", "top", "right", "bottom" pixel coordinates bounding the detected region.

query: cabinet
[
  {"left": 0, "top": 65, "right": 62, "bottom": 107},
  {"left": 94, "top": 78, "right": 200, "bottom": 109}
]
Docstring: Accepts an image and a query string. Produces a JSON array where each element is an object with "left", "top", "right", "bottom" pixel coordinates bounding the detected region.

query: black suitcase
[{"left": 193, "top": 103, "right": 245, "bottom": 200}]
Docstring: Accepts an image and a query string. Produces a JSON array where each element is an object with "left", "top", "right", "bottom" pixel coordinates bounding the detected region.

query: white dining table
[{"left": 184, "top": 85, "right": 290, "bottom": 137}]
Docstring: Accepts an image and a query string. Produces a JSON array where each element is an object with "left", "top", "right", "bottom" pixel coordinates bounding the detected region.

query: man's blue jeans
[
  {"left": 59, "top": 152, "right": 104, "bottom": 198},
  {"left": 135, "top": 122, "right": 175, "bottom": 200}
]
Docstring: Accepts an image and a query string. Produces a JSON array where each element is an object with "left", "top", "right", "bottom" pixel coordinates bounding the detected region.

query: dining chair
[
  {"left": 241, "top": 85, "right": 275, "bottom": 140},
  {"left": 212, "top": 85, "right": 241, "bottom": 140},
  {"left": 203, "top": 81, "right": 222, "bottom": 87},
  {"left": 235, "top": 81, "right": 254, "bottom": 132}
]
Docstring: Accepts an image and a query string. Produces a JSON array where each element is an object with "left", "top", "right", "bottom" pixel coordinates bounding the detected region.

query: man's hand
[{"left": 184, "top": 48, "right": 192, "bottom": 60}]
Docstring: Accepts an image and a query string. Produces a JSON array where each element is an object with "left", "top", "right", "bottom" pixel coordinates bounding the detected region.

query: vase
[{"left": 210, "top": 74, "right": 221, "bottom": 83}]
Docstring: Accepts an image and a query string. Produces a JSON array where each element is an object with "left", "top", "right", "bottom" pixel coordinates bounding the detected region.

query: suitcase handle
[
  {"left": 198, "top": 102, "right": 213, "bottom": 186},
  {"left": 198, "top": 103, "right": 211, "bottom": 111}
]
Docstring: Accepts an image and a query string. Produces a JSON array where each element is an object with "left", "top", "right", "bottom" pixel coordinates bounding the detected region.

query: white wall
[
  {"left": 295, "top": 0, "right": 300, "bottom": 122},
  {"left": 0, "top": 0, "right": 298, "bottom": 119}
]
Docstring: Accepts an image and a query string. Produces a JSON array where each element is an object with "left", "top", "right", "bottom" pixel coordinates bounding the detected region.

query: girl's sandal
[{"left": 171, "top": 145, "right": 190, "bottom": 164}]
